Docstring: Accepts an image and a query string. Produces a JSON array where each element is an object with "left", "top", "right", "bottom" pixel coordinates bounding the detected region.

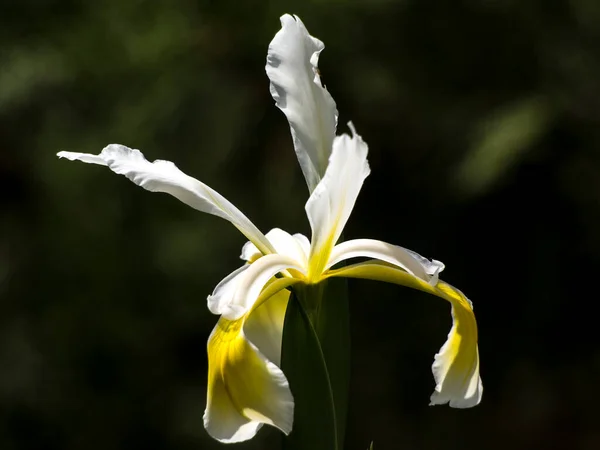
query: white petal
[
  {"left": 240, "top": 241, "right": 260, "bottom": 261},
  {"left": 57, "top": 145, "right": 274, "bottom": 255},
  {"left": 325, "top": 262, "right": 482, "bottom": 408},
  {"left": 244, "top": 288, "right": 290, "bottom": 366},
  {"left": 266, "top": 228, "right": 308, "bottom": 268},
  {"left": 328, "top": 239, "right": 443, "bottom": 285},
  {"left": 293, "top": 233, "right": 311, "bottom": 257},
  {"left": 204, "top": 317, "right": 293, "bottom": 442},
  {"left": 429, "top": 284, "right": 482, "bottom": 408},
  {"left": 305, "top": 124, "right": 370, "bottom": 278},
  {"left": 203, "top": 388, "right": 263, "bottom": 445},
  {"left": 266, "top": 14, "right": 338, "bottom": 192},
  {"left": 207, "top": 264, "right": 249, "bottom": 316},
  {"left": 240, "top": 228, "right": 309, "bottom": 269},
  {"left": 405, "top": 250, "right": 445, "bottom": 284},
  {"left": 223, "top": 254, "right": 305, "bottom": 320}
]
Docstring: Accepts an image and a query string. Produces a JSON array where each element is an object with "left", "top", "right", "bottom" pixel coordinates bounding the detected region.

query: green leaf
[
  {"left": 280, "top": 277, "right": 350, "bottom": 450},
  {"left": 314, "top": 276, "right": 350, "bottom": 449},
  {"left": 281, "top": 286, "right": 338, "bottom": 450}
]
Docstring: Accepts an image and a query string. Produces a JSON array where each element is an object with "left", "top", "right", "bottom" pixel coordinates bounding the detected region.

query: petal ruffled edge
[{"left": 266, "top": 14, "right": 338, "bottom": 192}]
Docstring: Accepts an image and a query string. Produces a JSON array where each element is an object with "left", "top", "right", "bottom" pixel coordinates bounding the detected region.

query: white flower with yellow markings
[{"left": 57, "top": 14, "right": 482, "bottom": 444}]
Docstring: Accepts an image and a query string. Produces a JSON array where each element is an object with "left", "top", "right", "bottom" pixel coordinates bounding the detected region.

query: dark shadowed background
[{"left": 2, "top": 1, "right": 600, "bottom": 449}]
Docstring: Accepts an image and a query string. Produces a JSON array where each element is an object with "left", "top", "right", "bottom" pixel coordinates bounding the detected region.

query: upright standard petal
[
  {"left": 326, "top": 261, "right": 482, "bottom": 407},
  {"left": 266, "top": 14, "right": 338, "bottom": 192},
  {"left": 305, "top": 125, "right": 370, "bottom": 279},
  {"left": 58, "top": 145, "right": 274, "bottom": 255}
]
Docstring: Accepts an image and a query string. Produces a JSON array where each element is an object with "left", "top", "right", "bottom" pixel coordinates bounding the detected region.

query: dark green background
[{"left": 1, "top": 1, "right": 599, "bottom": 449}]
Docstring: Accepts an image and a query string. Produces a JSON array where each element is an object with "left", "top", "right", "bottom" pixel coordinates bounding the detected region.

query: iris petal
[
  {"left": 266, "top": 14, "right": 338, "bottom": 192},
  {"left": 305, "top": 125, "right": 370, "bottom": 279},
  {"left": 57, "top": 145, "right": 274, "bottom": 254},
  {"left": 204, "top": 313, "right": 293, "bottom": 443},
  {"left": 326, "top": 260, "right": 482, "bottom": 407}
]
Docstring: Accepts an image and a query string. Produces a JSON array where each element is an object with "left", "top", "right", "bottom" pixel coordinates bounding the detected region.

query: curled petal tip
[{"left": 347, "top": 121, "right": 357, "bottom": 136}]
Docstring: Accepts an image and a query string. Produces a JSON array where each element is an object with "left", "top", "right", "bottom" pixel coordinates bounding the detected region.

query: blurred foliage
[{"left": 2, "top": 0, "right": 600, "bottom": 449}]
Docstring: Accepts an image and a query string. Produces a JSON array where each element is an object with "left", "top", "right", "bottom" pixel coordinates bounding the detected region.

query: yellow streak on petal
[
  {"left": 207, "top": 318, "right": 267, "bottom": 419},
  {"left": 307, "top": 216, "right": 341, "bottom": 282},
  {"left": 325, "top": 260, "right": 481, "bottom": 406},
  {"left": 206, "top": 276, "right": 301, "bottom": 433},
  {"left": 246, "top": 252, "right": 262, "bottom": 264},
  {"left": 431, "top": 283, "right": 481, "bottom": 406}
]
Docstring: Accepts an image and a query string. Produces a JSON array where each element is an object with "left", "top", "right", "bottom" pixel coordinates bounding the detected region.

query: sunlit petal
[
  {"left": 328, "top": 239, "right": 444, "bottom": 285},
  {"left": 264, "top": 229, "right": 309, "bottom": 267},
  {"left": 244, "top": 288, "right": 290, "bottom": 366},
  {"left": 57, "top": 145, "right": 274, "bottom": 255},
  {"left": 293, "top": 233, "right": 311, "bottom": 258},
  {"left": 218, "top": 254, "right": 305, "bottom": 320},
  {"left": 326, "top": 260, "right": 482, "bottom": 407},
  {"left": 240, "top": 241, "right": 260, "bottom": 262},
  {"left": 203, "top": 373, "right": 263, "bottom": 444},
  {"left": 305, "top": 125, "right": 370, "bottom": 279},
  {"left": 207, "top": 264, "right": 249, "bottom": 317},
  {"left": 241, "top": 228, "right": 308, "bottom": 266},
  {"left": 240, "top": 229, "right": 309, "bottom": 268},
  {"left": 204, "top": 315, "right": 293, "bottom": 442},
  {"left": 429, "top": 283, "right": 482, "bottom": 408},
  {"left": 266, "top": 14, "right": 338, "bottom": 192}
]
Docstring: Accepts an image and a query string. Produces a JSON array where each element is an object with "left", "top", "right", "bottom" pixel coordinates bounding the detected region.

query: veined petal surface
[
  {"left": 57, "top": 145, "right": 274, "bottom": 255},
  {"left": 266, "top": 14, "right": 338, "bottom": 192},
  {"left": 305, "top": 125, "right": 370, "bottom": 279},
  {"left": 326, "top": 261, "right": 482, "bottom": 407}
]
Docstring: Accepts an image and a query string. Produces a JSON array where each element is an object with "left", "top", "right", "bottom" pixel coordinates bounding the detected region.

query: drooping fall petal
[
  {"left": 326, "top": 260, "right": 482, "bottom": 407},
  {"left": 429, "top": 283, "right": 483, "bottom": 408},
  {"left": 204, "top": 314, "right": 293, "bottom": 443},
  {"left": 244, "top": 288, "right": 290, "bottom": 366}
]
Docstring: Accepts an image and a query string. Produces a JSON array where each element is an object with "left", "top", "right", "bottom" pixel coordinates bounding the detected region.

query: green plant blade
[
  {"left": 280, "top": 278, "right": 351, "bottom": 450},
  {"left": 281, "top": 286, "right": 338, "bottom": 450},
  {"left": 314, "top": 276, "right": 350, "bottom": 449}
]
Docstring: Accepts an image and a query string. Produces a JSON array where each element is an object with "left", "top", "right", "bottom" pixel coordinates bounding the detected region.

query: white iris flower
[{"left": 58, "top": 14, "right": 482, "bottom": 444}]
